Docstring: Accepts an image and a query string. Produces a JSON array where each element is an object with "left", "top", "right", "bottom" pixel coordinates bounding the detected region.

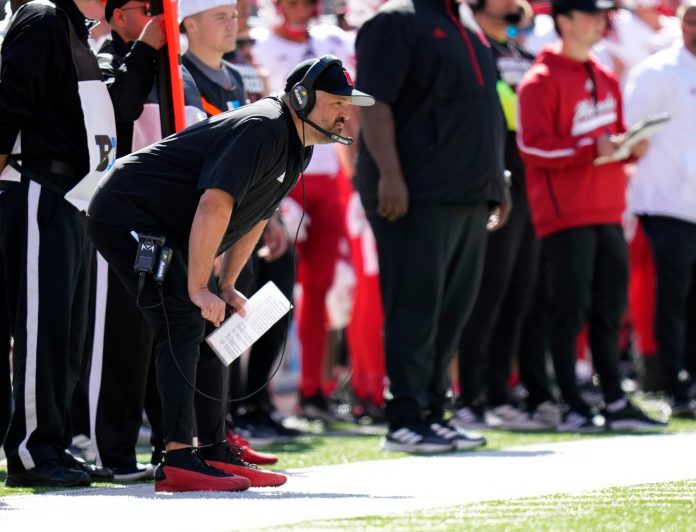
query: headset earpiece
[{"left": 290, "top": 55, "right": 342, "bottom": 117}]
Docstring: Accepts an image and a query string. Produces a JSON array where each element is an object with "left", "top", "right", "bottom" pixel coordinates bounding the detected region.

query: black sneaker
[
  {"left": 670, "top": 400, "right": 696, "bottom": 419},
  {"left": 557, "top": 410, "right": 605, "bottom": 433},
  {"left": 381, "top": 422, "right": 455, "bottom": 453},
  {"left": 603, "top": 401, "right": 667, "bottom": 430},
  {"left": 232, "top": 414, "right": 277, "bottom": 447},
  {"left": 298, "top": 393, "right": 336, "bottom": 424},
  {"left": 243, "top": 410, "right": 304, "bottom": 440},
  {"left": 112, "top": 462, "right": 155, "bottom": 481},
  {"left": 61, "top": 451, "right": 114, "bottom": 482},
  {"left": 428, "top": 418, "right": 487, "bottom": 450},
  {"left": 6, "top": 459, "right": 91, "bottom": 488},
  {"left": 154, "top": 447, "right": 249, "bottom": 493}
]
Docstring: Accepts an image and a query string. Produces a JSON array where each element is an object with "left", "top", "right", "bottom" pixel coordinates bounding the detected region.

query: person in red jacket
[{"left": 516, "top": 0, "right": 665, "bottom": 431}]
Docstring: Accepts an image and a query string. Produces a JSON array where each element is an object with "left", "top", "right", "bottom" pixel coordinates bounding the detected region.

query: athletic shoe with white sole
[
  {"left": 486, "top": 404, "right": 552, "bottom": 430},
  {"left": 429, "top": 419, "right": 487, "bottom": 450},
  {"left": 557, "top": 411, "right": 605, "bottom": 433},
  {"left": 530, "top": 401, "right": 563, "bottom": 429},
  {"left": 603, "top": 401, "right": 667, "bottom": 430},
  {"left": 381, "top": 422, "right": 455, "bottom": 453},
  {"left": 449, "top": 406, "right": 487, "bottom": 430}
]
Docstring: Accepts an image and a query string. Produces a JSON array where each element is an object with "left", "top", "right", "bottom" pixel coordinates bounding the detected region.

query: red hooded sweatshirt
[{"left": 516, "top": 44, "right": 627, "bottom": 238}]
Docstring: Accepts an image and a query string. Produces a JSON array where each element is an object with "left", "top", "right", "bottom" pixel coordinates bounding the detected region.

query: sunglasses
[
  {"left": 120, "top": 3, "right": 152, "bottom": 16},
  {"left": 236, "top": 38, "right": 256, "bottom": 47}
]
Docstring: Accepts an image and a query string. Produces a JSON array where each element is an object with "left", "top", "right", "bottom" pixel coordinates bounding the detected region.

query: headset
[{"left": 288, "top": 55, "right": 354, "bottom": 146}]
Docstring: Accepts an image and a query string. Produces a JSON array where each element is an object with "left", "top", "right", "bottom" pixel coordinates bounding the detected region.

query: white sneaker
[
  {"left": 485, "top": 404, "right": 551, "bottom": 430},
  {"left": 449, "top": 407, "right": 487, "bottom": 430}
]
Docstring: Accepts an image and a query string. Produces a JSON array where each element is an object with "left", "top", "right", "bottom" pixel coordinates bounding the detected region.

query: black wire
[{"left": 143, "top": 121, "right": 308, "bottom": 404}]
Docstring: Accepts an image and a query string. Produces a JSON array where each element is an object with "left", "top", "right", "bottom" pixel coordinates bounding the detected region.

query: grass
[
  {"left": 1, "top": 412, "right": 695, "bottom": 498},
  {"left": 285, "top": 479, "right": 696, "bottom": 531}
]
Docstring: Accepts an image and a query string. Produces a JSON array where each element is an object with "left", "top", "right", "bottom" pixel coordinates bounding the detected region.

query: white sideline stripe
[
  {"left": 88, "top": 253, "right": 109, "bottom": 467},
  {"left": 2, "top": 433, "right": 696, "bottom": 531},
  {"left": 17, "top": 182, "right": 41, "bottom": 470}
]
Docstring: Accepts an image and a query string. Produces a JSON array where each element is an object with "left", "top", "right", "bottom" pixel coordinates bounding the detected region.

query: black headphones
[{"left": 289, "top": 55, "right": 343, "bottom": 118}]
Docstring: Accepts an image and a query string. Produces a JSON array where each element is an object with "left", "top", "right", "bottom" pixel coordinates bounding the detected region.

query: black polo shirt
[
  {"left": 88, "top": 97, "right": 312, "bottom": 254},
  {"left": 354, "top": 0, "right": 506, "bottom": 210}
]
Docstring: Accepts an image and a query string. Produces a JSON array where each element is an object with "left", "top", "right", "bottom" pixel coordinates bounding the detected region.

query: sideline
[{"left": 1, "top": 433, "right": 695, "bottom": 531}]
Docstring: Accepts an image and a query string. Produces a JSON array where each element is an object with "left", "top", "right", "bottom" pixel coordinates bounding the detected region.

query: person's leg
[
  {"left": 484, "top": 190, "right": 540, "bottom": 407},
  {"left": 4, "top": 183, "right": 92, "bottom": 486},
  {"left": 543, "top": 227, "right": 596, "bottom": 415},
  {"left": 369, "top": 204, "right": 462, "bottom": 428},
  {"left": 641, "top": 216, "right": 696, "bottom": 403},
  {"left": 518, "top": 253, "right": 555, "bottom": 410},
  {"left": 0, "top": 229, "right": 12, "bottom": 446},
  {"left": 456, "top": 205, "right": 514, "bottom": 408},
  {"left": 587, "top": 224, "right": 628, "bottom": 405},
  {"left": 92, "top": 265, "right": 154, "bottom": 471},
  {"left": 429, "top": 204, "right": 489, "bottom": 420},
  {"left": 289, "top": 175, "right": 343, "bottom": 405}
]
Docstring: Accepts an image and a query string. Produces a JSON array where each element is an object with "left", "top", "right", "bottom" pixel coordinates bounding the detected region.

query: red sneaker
[
  {"left": 226, "top": 431, "right": 278, "bottom": 465},
  {"left": 207, "top": 443, "right": 287, "bottom": 488},
  {"left": 154, "top": 448, "right": 250, "bottom": 493}
]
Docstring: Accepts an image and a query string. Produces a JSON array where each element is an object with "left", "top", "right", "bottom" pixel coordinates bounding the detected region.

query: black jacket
[
  {"left": 355, "top": 0, "right": 506, "bottom": 209},
  {"left": 0, "top": 0, "right": 94, "bottom": 187},
  {"left": 97, "top": 32, "right": 159, "bottom": 157}
]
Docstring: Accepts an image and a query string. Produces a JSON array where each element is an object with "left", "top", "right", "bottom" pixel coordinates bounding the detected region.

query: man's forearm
[
  {"left": 0, "top": 154, "right": 7, "bottom": 173},
  {"left": 188, "top": 189, "right": 234, "bottom": 294},
  {"left": 219, "top": 220, "right": 267, "bottom": 289},
  {"left": 360, "top": 101, "right": 403, "bottom": 178}
]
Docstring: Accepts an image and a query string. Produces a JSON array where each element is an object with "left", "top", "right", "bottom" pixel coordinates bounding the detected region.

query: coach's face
[{"left": 306, "top": 91, "right": 351, "bottom": 144}]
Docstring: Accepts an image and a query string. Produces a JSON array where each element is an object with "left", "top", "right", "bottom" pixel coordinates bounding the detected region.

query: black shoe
[
  {"left": 298, "top": 393, "right": 336, "bottom": 423},
  {"left": 381, "top": 421, "right": 454, "bottom": 453},
  {"left": 241, "top": 410, "right": 303, "bottom": 440},
  {"left": 112, "top": 462, "right": 155, "bottom": 481},
  {"left": 670, "top": 400, "right": 696, "bottom": 419},
  {"left": 62, "top": 451, "right": 114, "bottom": 482},
  {"left": 603, "top": 401, "right": 667, "bottom": 430},
  {"left": 6, "top": 459, "right": 92, "bottom": 488}
]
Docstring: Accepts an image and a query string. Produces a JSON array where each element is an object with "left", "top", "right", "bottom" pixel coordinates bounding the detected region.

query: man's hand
[
  {"left": 596, "top": 133, "right": 623, "bottom": 158},
  {"left": 258, "top": 216, "right": 288, "bottom": 262},
  {"left": 630, "top": 138, "right": 650, "bottom": 159},
  {"left": 139, "top": 16, "right": 166, "bottom": 50},
  {"left": 487, "top": 185, "right": 512, "bottom": 232},
  {"left": 219, "top": 286, "right": 248, "bottom": 318},
  {"left": 377, "top": 173, "right": 409, "bottom": 222},
  {"left": 189, "top": 288, "right": 227, "bottom": 327}
]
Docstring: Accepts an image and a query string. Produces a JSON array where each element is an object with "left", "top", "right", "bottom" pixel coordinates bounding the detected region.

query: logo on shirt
[
  {"left": 571, "top": 96, "right": 617, "bottom": 136},
  {"left": 433, "top": 27, "right": 447, "bottom": 40},
  {"left": 95, "top": 135, "right": 116, "bottom": 172},
  {"left": 277, "top": 172, "right": 286, "bottom": 183}
]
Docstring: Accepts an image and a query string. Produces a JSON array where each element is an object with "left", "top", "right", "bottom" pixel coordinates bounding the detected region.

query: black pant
[
  {"left": 458, "top": 182, "right": 540, "bottom": 407},
  {"left": 240, "top": 249, "right": 295, "bottom": 411},
  {"left": 368, "top": 203, "right": 489, "bottom": 428},
  {"left": 91, "top": 264, "right": 157, "bottom": 469},
  {"left": 0, "top": 237, "right": 11, "bottom": 446},
  {"left": 543, "top": 224, "right": 627, "bottom": 413},
  {"left": 518, "top": 252, "right": 555, "bottom": 410},
  {"left": 2, "top": 181, "right": 92, "bottom": 473},
  {"left": 640, "top": 215, "right": 696, "bottom": 402},
  {"left": 88, "top": 219, "right": 206, "bottom": 445}
]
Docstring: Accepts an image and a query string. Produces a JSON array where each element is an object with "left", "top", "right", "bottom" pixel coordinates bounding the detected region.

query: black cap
[
  {"left": 105, "top": 0, "right": 132, "bottom": 21},
  {"left": 284, "top": 59, "right": 375, "bottom": 107},
  {"left": 552, "top": 0, "right": 616, "bottom": 15}
]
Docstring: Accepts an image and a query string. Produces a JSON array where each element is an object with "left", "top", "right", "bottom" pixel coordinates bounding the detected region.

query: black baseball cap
[
  {"left": 552, "top": 0, "right": 616, "bottom": 15},
  {"left": 105, "top": 0, "right": 135, "bottom": 21},
  {"left": 285, "top": 58, "right": 375, "bottom": 107}
]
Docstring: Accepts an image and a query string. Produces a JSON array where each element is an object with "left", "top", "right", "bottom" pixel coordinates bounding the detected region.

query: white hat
[{"left": 179, "top": 0, "right": 236, "bottom": 20}]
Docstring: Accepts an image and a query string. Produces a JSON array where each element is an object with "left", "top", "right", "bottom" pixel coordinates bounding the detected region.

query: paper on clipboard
[
  {"left": 205, "top": 281, "right": 292, "bottom": 366},
  {"left": 593, "top": 113, "right": 671, "bottom": 165}
]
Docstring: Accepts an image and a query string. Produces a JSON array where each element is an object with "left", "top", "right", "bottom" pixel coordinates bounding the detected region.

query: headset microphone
[{"left": 301, "top": 116, "right": 354, "bottom": 146}]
